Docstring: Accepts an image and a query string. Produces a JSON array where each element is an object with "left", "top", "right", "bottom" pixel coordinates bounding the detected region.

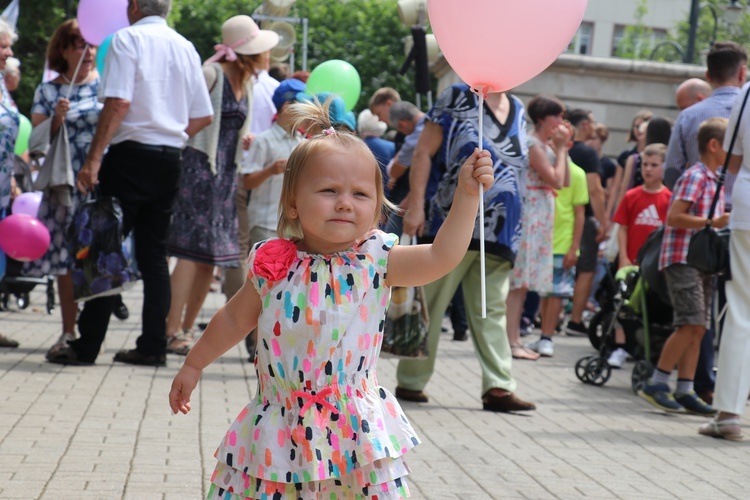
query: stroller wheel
[
  {"left": 585, "top": 357, "right": 612, "bottom": 386},
  {"left": 588, "top": 310, "right": 615, "bottom": 351},
  {"left": 575, "top": 355, "right": 597, "bottom": 383},
  {"left": 17, "top": 293, "right": 29, "bottom": 310},
  {"left": 631, "top": 359, "right": 653, "bottom": 394}
]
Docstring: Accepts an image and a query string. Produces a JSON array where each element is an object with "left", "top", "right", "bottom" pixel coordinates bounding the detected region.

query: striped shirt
[
  {"left": 664, "top": 86, "right": 739, "bottom": 207},
  {"left": 659, "top": 162, "right": 724, "bottom": 270}
]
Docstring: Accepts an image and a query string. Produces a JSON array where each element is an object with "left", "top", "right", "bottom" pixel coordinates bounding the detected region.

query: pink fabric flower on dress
[{"left": 254, "top": 239, "right": 297, "bottom": 282}]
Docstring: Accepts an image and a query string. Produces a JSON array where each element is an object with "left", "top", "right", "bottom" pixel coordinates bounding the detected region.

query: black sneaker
[
  {"left": 113, "top": 295, "right": 129, "bottom": 321},
  {"left": 565, "top": 320, "right": 588, "bottom": 336},
  {"left": 113, "top": 349, "right": 166, "bottom": 367}
]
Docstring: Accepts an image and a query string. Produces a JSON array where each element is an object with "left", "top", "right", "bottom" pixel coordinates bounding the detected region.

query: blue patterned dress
[
  {"left": 166, "top": 76, "right": 243, "bottom": 267},
  {"left": 0, "top": 74, "right": 19, "bottom": 211},
  {"left": 25, "top": 80, "right": 102, "bottom": 276}
]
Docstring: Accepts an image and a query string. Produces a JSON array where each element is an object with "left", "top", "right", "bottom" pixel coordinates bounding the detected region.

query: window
[
  {"left": 567, "top": 21, "right": 594, "bottom": 55},
  {"left": 611, "top": 24, "right": 667, "bottom": 57}
]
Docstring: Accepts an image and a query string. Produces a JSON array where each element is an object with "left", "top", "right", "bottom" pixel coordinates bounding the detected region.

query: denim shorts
[{"left": 545, "top": 254, "right": 575, "bottom": 298}]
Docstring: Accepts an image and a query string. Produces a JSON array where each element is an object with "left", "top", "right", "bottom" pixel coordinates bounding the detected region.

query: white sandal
[{"left": 698, "top": 417, "right": 744, "bottom": 441}]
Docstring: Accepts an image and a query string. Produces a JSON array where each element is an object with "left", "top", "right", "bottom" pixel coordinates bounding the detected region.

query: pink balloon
[
  {"left": 77, "top": 0, "right": 130, "bottom": 46},
  {"left": 427, "top": 0, "right": 588, "bottom": 93},
  {"left": 11, "top": 192, "right": 42, "bottom": 218},
  {"left": 0, "top": 214, "right": 51, "bottom": 262}
]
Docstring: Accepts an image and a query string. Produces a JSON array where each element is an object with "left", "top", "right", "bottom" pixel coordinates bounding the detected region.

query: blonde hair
[
  {"left": 698, "top": 117, "right": 728, "bottom": 155},
  {"left": 277, "top": 96, "right": 397, "bottom": 240},
  {"left": 642, "top": 143, "right": 667, "bottom": 162}
]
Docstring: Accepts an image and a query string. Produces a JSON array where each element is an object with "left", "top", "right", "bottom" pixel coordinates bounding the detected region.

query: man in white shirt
[{"left": 56, "top": 0, "right": 213, "bottom": 367}]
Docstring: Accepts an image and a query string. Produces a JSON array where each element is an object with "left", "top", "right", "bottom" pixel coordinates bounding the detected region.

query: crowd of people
[{"left": 0, "top": 0, "right": 749, "bottom": 496}]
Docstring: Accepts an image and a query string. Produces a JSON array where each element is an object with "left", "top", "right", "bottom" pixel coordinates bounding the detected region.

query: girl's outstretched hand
[
  {"left": 458, "top": 148, "right": 494, "bottom": 197},
  {"left": 169, "top": 365, "right": 202, "bottom": 415}
]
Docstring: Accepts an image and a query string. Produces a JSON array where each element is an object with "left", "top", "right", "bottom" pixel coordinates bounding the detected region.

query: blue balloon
[
  {"left": 96, "top": 34, "right": 114, "bottom": 76},
  {"left": 0, "top": 249, "right": 6, "bottom": 281}
]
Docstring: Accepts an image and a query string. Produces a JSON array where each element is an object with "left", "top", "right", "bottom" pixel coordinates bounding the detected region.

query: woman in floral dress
[
  {"left": 506, "top": 94, "right": 571, "bottom": 360},
  {"left": 27, "top": 20, "right": 101, "bottom": 353},
  {"left": 164, "top": 16, "right": 279, "bottom": 355}
]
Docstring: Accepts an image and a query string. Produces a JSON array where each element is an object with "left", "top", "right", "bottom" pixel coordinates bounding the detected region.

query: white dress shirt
[
  {"left": 250, "top": 70, "right": 280, "bottom": 135},
  {"left": 101, "top": 16, "right": 213, "bottom": 148}
]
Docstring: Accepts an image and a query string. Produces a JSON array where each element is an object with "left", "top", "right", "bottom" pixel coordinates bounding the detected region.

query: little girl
[{"left": 169, "top": 97, "right": 494, "bottom": 499}]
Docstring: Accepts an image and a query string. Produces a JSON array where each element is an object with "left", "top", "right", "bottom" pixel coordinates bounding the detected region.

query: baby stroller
[
  {"left": 575, "top": 262, "right": 672, "bottom": 392},
  {"left": 0, "top": 156, "right": 55, "bottom": 313}
]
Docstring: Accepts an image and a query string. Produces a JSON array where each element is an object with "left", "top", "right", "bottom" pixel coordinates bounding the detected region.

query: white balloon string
[
  {"left": 478, "top": 91, "right": 486, "bottom": 319},
  {"left": 65, "top": 43, "right": 88, "bottom": 101}
]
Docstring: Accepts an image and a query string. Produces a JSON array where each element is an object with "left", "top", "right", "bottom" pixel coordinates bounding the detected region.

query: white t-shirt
[
  {"left": 241, "top": 123, "right": 302, "bottom": 231},
  {"left": 725, "top": 82, "right": 750, "bottom": 230},
  {"left": 251, "top": 71, "right": 280, "bottom": 135},
  {"left": 101, "top": 16, "right": 213, "bottom": 148}
]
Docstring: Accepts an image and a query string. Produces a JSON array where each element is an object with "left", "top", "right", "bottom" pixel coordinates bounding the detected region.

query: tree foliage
[
  {"left": 10, "top": 0, "right": 424, "bottom": 119},
  {"left": 666, "top": 0, "right": 750, "bottom": 64},
  {"left": 13, "top": 0, "right": 78, "bottom": 116},
  {"left": 172, "top": 0, "right": 420, "bottom": 114}
]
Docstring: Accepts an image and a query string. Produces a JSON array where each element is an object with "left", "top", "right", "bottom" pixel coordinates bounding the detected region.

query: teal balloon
[
  {"left": 14, "top": 115, "right": 30, "bottom": 155},
  {"left": 0, "top": 249, "right": 5, "bottom": 281},
  {"left": 96, "top": 34, "right": 113, "bottom": 75},
  {"left": 305, "top": 60, "right": 361, "bottom": 112}
]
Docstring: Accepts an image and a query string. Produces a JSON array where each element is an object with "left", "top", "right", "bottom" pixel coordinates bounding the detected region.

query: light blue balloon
[{"left": 96, "top": 34, "right": 114, "bottom": 76}]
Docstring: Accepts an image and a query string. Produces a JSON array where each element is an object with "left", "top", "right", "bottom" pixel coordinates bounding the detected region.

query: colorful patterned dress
[
  {"left": 510, "top": 134, "right": 556, "bottom": 293},
  {"left": 208, "top": 230, "right": 418, "bottom": 500},
  {"left": 0, "top": 75, "right": 19, "bottom": 211},
  {"left": 26, "top": 79, "right": 101, "bottom": 276}
]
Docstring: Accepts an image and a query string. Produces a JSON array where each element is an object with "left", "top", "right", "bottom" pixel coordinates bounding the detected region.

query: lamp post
[{"left": 650, "top": 0, "right": 744, "bottom": 63}]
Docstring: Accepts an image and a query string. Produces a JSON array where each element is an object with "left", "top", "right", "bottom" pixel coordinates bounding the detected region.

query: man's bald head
[{"left": 675, "top": 78, "right": 713, "bottom": 110}]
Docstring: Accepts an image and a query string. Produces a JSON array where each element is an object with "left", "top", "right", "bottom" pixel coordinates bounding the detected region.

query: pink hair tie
[
  {"left": 322, "top": 127, "right": 336, "bottom": 136},
  {"left": 204, "top": 37, "right": 249, "bottom": 64}
]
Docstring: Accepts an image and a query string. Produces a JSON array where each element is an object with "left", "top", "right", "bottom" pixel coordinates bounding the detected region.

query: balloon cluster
[{"left": 0, "top": 193, "right": 50, "bottom": 269}]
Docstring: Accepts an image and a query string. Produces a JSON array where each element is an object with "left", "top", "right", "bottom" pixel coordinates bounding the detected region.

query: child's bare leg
[
  {"left": 675, "top": 325, "right": 706, "bottom": 380},
  {"left": 541, "top": 297, "right": 563, "bottom": 336},
  {"left": 656, "top": 326, "right": 699, "bottom": 374},
  {"left": 506, "top": 287, "right": 527, "bottom": 346}
]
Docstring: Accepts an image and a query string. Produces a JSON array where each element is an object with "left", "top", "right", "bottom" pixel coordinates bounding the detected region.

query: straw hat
[{"left": 221, "top": 15, "right": 279, "bottom": 56}]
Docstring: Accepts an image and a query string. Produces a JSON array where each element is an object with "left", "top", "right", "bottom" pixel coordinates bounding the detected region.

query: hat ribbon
[{"left": 204, "top": 37, "right": 249, "bottom": 64}]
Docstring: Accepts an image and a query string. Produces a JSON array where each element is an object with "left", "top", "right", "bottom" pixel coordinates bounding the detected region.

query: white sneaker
[
  {"left": 607, "top": 348, "right": 628, "bottom": 368},
  {"left": 527, "top": 338, "right": 554, "bottom": 357}
]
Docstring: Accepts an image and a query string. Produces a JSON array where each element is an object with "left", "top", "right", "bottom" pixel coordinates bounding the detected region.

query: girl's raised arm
[{"left": 386, "top": 149, "right": 494, "bottom": 288}]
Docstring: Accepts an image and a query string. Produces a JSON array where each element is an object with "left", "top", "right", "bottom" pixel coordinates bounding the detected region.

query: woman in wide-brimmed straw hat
[{"left": 165, "top": 15, "right": 279, "bottom": 355}]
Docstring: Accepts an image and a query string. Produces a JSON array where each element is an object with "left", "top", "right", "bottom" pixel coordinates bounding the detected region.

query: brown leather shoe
[
  {"left": 395, "top": 386, "right": 429, "bottom": 403},
  {"left": 482, "top": 391, "right": 536, "bottom": 412}
]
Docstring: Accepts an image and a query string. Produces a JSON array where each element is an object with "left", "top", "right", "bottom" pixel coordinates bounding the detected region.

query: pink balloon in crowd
[
  {"left": 11, "top": 192, "right": 42, "bottom": 218},
  {"left": 0, "top": 214, "right": 51, "bottom": 262},
  {"left": 77, "top": 0, "right": 130, "bottom": 46},
  {"left": 426, "top": 0, "right": 588, "bottom": 93}
]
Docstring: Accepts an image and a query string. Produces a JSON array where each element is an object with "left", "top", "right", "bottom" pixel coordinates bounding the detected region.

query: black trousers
[{"left": 72, "top": 141, "right": 181, "bottom": 362}]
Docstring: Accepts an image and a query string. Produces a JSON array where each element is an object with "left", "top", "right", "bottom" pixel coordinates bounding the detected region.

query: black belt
[{"left": 113, "top": 140, "right": 182, "bottom": 157}]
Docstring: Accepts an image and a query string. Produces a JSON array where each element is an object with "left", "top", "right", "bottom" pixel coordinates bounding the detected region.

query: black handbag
[
  {"left": 686, "top": 86, "right": 750, "bottom": 275},
  {"left": 636, "top": 225, "right": 671, "bottom": 306}
]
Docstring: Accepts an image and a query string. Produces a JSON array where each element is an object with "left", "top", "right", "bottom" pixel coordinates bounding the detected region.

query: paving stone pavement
[{"left": 1, "top": 284, "right": 749, "bottom": 499}]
